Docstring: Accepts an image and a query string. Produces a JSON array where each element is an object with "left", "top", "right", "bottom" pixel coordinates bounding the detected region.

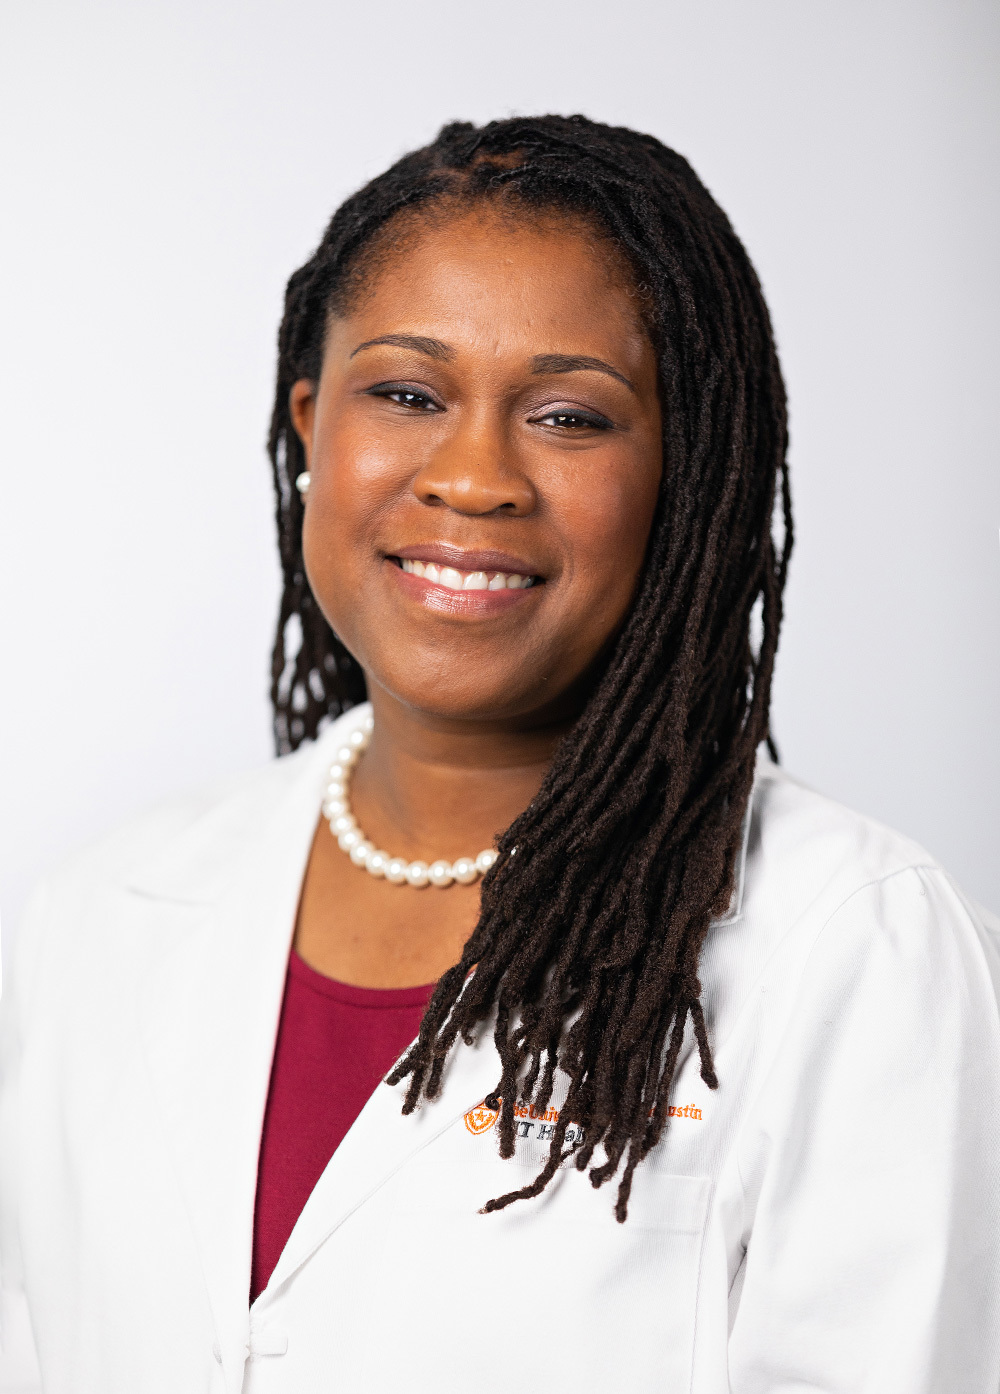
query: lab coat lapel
[
  {"left": 262, "top": 1008, "right": 502, "bottom": 1298},
  {"left": 132, "top": 719, "right": 354, "bottom": 1366}
]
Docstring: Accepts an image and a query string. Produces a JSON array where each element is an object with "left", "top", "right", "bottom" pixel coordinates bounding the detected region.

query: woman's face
[{"left": 291, "top": 206, "right": 663, "bottom": 728}]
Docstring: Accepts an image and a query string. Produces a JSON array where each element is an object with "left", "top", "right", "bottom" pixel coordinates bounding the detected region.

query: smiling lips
[
  {"left": 399, "top": 558, "right": 536, "bottom": 591},
  {"left": 387, "top": 548, "right": 542, "bottom": 614}
]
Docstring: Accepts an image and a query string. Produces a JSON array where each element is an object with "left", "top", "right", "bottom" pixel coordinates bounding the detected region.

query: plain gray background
[{"left": 2, "top": 0, "right": 998, "bottom": 948}]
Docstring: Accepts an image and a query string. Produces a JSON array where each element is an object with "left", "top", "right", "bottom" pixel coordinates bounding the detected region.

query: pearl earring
[{"left": 295, "top": 472, "right": 311, "bottom": 496}]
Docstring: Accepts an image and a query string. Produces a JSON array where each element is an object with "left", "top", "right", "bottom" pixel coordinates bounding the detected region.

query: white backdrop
[{"left": 2, "top": 0, "right": 998, "bottom": 947}]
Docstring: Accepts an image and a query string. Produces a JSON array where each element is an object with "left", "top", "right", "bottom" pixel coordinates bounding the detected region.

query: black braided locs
[{"left": 268, "top": 115, "right": 792, "bottom": 1219}]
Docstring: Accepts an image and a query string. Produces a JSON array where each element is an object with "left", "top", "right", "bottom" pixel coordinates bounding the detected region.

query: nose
[{"left": 411, "top": 417, "right": 536, "bottom": 516}]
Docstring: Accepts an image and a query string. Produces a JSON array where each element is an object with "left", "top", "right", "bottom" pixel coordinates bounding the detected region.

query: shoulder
[
  {"left": 746, "top": 756, "right": 996, "bottom": 934},
  {"left": 749, "top": 757, "right": 937, "bottom": 903},
  {"left": 703, "top": 757, "right": 1000, "bottom": 1043},
  {"left": 36, "top": 745, "right": 311, "bottom": 904},
  {"left": 19, "top": 706, "right": 370, "bottom": 924}
]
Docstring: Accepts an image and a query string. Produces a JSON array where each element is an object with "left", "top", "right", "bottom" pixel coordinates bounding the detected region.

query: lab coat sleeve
[
  {"left": 0, "top": 890, "right": 46, "bottom": 1392},
  {"left": 728, "top": 866, "right": 1000, "bottom": 1394}
]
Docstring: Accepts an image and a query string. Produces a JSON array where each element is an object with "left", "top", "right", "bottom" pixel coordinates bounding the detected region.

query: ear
[{"left": 289, "top": 379, "right": 318, "bottom": 464}]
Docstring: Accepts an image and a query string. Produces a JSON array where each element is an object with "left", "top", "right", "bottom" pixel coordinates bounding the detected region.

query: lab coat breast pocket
[{"left": 373, "top": 1118, "right": 713, "bottom": 1393}]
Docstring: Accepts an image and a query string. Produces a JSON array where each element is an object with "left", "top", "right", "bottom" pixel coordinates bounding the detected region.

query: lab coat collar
[
  {"left": 125, "top": 712, "right": 757, "bottom": 919},
  {"left": 714, "top": 789, "right": 754, "bottom": 926}
]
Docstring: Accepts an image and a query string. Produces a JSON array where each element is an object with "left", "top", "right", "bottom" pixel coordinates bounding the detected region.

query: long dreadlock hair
[{"left": 268, "top": 114, "right": 791, "bottom": 1220}]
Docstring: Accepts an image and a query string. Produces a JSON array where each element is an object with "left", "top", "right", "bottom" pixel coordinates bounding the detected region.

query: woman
[{"left": 2, "top": 114, "right": 999, "bottom": 1393}]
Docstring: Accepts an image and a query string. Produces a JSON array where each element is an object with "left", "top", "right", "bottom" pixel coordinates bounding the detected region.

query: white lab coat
[{"left": 2, "top": 702, "right": 999, "bottom": 1393}]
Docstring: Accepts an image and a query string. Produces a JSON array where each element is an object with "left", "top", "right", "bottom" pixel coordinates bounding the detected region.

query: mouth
[
  {"left": 397, "top": 558, "right": 536, "bottom": 591},
  {"left": 384, "top": 544, "right": 545, "bottom": 614}
]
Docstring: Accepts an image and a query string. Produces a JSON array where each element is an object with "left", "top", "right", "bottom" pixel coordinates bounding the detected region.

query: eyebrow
[
  {"left": 348, "top": 336, "right": 636, "bottom": 393},
  {"left": 531, "top": 353, "right": 635, "bottom": 393},
  {"left": 349, "top": 334, "right": 454, "bottom": 362}
]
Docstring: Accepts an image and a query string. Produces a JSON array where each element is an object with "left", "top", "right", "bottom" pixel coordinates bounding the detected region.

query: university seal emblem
[{"left": 464, "top": 1101, "right": 499, "bottom": 1135}]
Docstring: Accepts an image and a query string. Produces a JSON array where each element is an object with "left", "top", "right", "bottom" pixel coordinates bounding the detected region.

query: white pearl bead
[
  {"left": 385, "top": 857, "right": 408, "bottom": 885},
  {"left": 452, "top": 857, "right": 479, "bottom": 885},
  {"left": 428, "top": 860, "right": 454, "bottom": 888},
  {"left": 323, "top": 718, "right": 492, "bottom": 891},
  {"left": 405, "top": 860, "right": 430, "bottom": 888},
  {"left": 365, "top": 848, "right": 388, "bottom": 877}
]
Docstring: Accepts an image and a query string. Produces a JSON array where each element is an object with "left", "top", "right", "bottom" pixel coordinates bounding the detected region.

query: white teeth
[{"left": 399, "top": 557, "right": 536, "bottom": 591}]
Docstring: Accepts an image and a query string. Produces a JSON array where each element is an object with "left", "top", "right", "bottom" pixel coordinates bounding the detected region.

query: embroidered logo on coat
[
  {"left": 465, "top": 1098, "right": 703, "bottom": 1137},
  {"left": 464, "top": 1102, "right": 500, "bottom": 1135},
  {"left": 464, "top": 1099, "right": 587, "bottom": 1145}
]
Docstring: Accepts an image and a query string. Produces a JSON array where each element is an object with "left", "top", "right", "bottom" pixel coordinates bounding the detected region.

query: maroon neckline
[{"left": 288, "top": 949, "right": 435, "bottom": 1009}]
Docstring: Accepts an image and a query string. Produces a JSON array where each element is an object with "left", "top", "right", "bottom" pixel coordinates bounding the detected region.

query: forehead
[{"left": 328, "top": 206, "right": 650, "bottom": 362}]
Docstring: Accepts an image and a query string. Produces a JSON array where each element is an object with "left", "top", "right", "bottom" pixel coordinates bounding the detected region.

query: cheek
[
  {"left": 316, "top": 415, "right": 407, "bottom": 524},
  {"left": 308, "top": 400, "right": 418, "bottom": 527},
  {"left": 556, "top": 460, "right": 660, "bottom": 617},
  {"left": 300, "top": 425, "right": 399, "bottom": 636}
]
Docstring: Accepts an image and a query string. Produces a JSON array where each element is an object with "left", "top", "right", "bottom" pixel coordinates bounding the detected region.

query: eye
[
  {"left": 366, "top": 382, "right": 442, "bottom": 411},
  {"left": 531, "top": 409, "right": 613, "bottom": 431}
]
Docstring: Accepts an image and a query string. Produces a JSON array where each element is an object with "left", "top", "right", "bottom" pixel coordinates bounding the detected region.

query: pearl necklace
[{"left": 323, "top": 714, "right": 499, "bottom": 888}]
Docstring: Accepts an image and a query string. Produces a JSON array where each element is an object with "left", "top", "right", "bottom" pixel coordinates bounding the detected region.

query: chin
[{"left": 394, "top": 683, "right": 543, "bottom": 725}]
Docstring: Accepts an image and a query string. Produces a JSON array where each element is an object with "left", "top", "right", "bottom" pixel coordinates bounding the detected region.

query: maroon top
[{"left": 250, "top": 950, "right": 434, "bottom": 1301}]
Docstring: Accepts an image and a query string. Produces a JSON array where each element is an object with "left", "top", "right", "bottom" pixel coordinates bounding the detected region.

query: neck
[{"left": 348, "top": 685, "right": 572, "bottom": 862}]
